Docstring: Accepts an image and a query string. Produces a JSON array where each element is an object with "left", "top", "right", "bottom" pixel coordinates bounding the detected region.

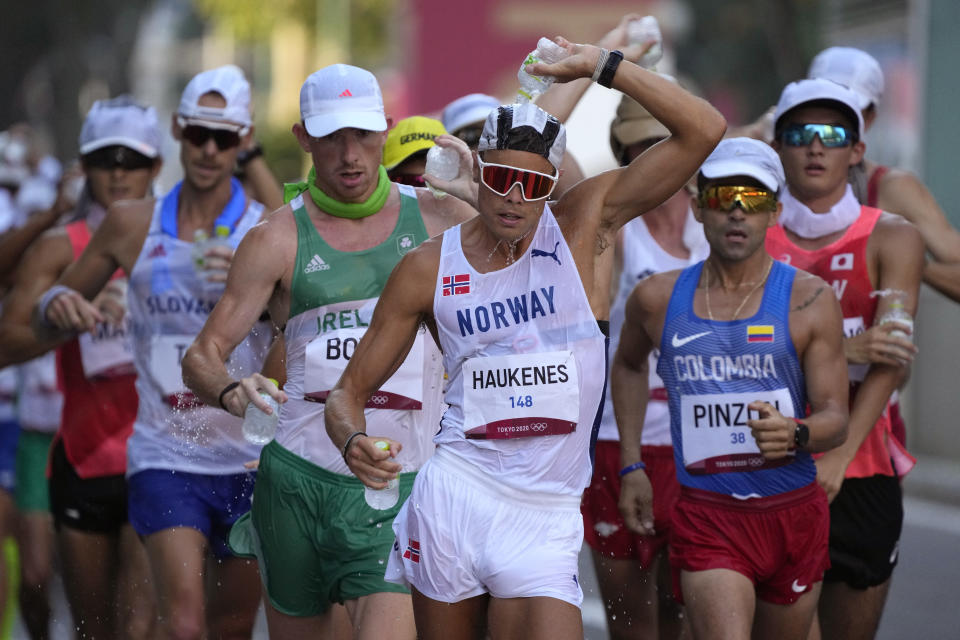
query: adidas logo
[
  {"left": 304, "top": 254, "right": 331, "bottom": 273},
  {"left": 338, "top": 89, "right": 353, "bottom": 98}
]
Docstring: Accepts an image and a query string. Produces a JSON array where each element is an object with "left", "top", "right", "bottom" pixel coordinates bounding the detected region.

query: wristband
[
  {"left": 619, "top": 461, "right": 647, "bottom": 477},
  {"left": 341, "top": 431, "right": 367, "bottom": 463},
  {"left": 591, "top": 48, "right": 610, "bottom": 83},
  {"left": 218, "top": 381, "right": 240, "bottom": 411},
  {"left": 36, "top": 285, "right": 78, "bottom": 327},
  {"left": 597, "top": 50, "right": 624, "bottom": 88}
]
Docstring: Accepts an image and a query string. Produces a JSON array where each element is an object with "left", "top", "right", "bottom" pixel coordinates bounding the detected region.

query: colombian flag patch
[{"left": 747, "top": 325, "right": 774, "bottom": 343}]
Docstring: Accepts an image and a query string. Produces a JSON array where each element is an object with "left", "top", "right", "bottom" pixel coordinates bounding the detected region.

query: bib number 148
[{"left": 510, "top": 395, "right": 533, "bottom": 409}]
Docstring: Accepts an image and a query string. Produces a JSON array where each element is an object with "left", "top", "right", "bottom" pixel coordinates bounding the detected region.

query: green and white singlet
[{"left": 277, "top": 186, "right": 444, "bottom": 474}]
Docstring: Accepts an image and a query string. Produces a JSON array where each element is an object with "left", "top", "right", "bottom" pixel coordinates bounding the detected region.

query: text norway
[{"left": 456, "top": 286, "right": 556, "bottom": 337}]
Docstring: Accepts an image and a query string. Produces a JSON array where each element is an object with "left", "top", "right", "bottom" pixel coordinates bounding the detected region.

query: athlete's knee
[{"left": 160, "top": 597, "right": 205, "bottom": 640}]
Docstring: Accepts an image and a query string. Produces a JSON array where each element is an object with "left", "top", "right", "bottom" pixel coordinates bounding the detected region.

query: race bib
[
  {"left": 843, "top": 316, "right": 869, "bottom": 383},
  {"left": 149, "top": 334, "right": 200, "bottom": 409},
  {"left": 303, "top": 328, "right": 425, "bottom": 410},
  {"left": 462, "top": 350, "right": 579, "bottom": 439},
  {"left": 79, "top": 319, "right": 135, "bottom": 379},
  {"left": 680, "top": 388, "right": 795, "bottom": 474}
]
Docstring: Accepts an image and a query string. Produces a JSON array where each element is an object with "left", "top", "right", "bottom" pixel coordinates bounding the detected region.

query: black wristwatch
[{"left": 794, "top": 422, "right": 810, "bottom": 450}]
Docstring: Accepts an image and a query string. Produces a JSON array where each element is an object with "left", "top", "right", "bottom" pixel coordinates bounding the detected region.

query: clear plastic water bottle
[
  {"left": 242, "top": 378, "right": 280, "bottom": 445},
  {"left": 627, "top": 16, "right": 663, "bottom": 70},
  {"left": 363, "top": 440, "right": 400, "bottom": 510},
  {"left": 517, "top": 37, "right": 570, "bottom": 102},
  {"left": 424, "top": 146, "right": 459, "bottom": 198},
  {"left": 201, "top": 224, "right": 231, "bottom": 290},
  {"left": 192, "top": 228, "right": 209, "bottom": 272},
  {"left": 878, "top": 294, "right": 914, "bottom": 340}
]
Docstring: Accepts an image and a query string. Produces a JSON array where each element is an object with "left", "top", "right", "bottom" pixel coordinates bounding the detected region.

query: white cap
[
  {"left": 300, "top": 64, "right": 387, "bottom": 138},
  {"left": 773, "top": 78, "right": 864, "bottom": 139},
  {"left": 808, "top": 46, "right": 884, "bottom": 110},
  {"left": 79, "top": 95, "right": 162, "bottom": 158},
  {"left": 178, "top": 65, "right": 252, "bottom": 130},
  {"left": 442, "top": 93, "right": 500, "bottom": 134},
  {"left": 699, "top": 137, "right": 785, "bottom": 194},
  {"left": 478, "top": 102, "right": 566, "bottom": 171}
]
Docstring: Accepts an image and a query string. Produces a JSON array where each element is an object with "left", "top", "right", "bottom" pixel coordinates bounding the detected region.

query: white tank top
[
  {"left": 17, "top": 352, "right": 63, "bottom": 432},
  {"left": 433, "top": 205, "right": 606, "bottom": 496},
  {"left": 125, "top": 196, "right": 270, "bottom": 475},
  {"left": 598, "top": 210, "right": 708, "bottom": 444},
  {"left": 0, "top": 366, "right": 16, "bottom": 423}
]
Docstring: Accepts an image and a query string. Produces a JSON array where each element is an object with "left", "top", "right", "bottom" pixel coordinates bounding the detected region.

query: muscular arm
[
  {"left": 240, "top": 154, "right": 284, "bottom": 213},
  {"left": 0, "top": 230, "right": 74, "bottom": 367},
  {"left": 611, "top": 275, "right": 670, "bottom": 535},
  {"left": 0, "top": 206, "right": 63, "bottom": 286},
  {"left": 817, "top": 218, "right": 924, "bottom": 500},
  {"left": 792, "top": 275, "right": 849, "bottom": 452},
  {"left": 877, "top": 170, "right": 960, "bottom": 302},
  {"left": 181, "top": 214, "right": 290, "bottom": 415},
  {"left": 324, "top": 241, "right": 438, "bottom": 485}
]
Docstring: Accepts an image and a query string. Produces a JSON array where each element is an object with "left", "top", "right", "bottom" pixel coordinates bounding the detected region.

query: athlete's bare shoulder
[
  {"left": 238, "top": 202, "right": 298, "bottom": 270},
  {"left": 29, "top": 225, "right": 74, "bottom": 273},
  {"left": 632, "top": 268, "right": 682, "bottom": 309},
  {"left": 788, "top": 269, "right": 831, "bottom": 314},
  {"left": 414, "top": 186, "right": 477, "bottom": 237},
  {"left": 871, "top": 211, "right": 923, "bottom": 257}
]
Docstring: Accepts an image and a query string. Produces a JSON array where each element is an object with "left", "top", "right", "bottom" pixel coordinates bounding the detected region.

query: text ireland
[{"left": 456, "top": 286, "right": 556, "bottom": 337}]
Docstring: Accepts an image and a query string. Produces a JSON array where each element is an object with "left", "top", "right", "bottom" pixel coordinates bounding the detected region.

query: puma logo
[{"left": 531, "top": 241, "right": 561, "bottom": 266}]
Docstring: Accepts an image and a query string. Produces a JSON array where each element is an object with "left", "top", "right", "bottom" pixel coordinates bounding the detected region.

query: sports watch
[{"left": 794, "top": 422, "right": 810, "bottom": 450}]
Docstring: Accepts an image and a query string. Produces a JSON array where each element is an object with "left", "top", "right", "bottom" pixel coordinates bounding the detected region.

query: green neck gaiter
[{"left": 283, "top": 165, "right": 390, "bottom": 219}]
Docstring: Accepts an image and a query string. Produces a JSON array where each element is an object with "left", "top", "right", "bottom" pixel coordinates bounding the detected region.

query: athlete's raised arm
[{"left": 324, "top": 239, "right": 440, "bottom": 487}]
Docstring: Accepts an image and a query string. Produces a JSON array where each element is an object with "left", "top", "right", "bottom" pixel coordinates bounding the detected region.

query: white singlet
[
  {"left": 432, "top": 204, "right": 606, "bottom": 496},
  {"left": 597, "top": 210, "right": 708, "bottom": 444},
  {"left": 125, "top": 197, "right": 270, "bottom": 475},
  {"left": 16, "top": 352, "right": 63, "bottom": 433}
]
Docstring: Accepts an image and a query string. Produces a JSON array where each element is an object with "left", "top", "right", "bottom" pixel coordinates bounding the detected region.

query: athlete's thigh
[
  {"left": 487, "top": 595, "right": 582, "bottom": 640},
  {"left": 206, "top": 554, "right": 260, "bottom": 637},
  {"left": 411, "top": 586, "right": 489, "bottom": 640},
  {"left": 143, "top": 526, "right": 208, "bottom": 608},
  {"left": 115, "top": 524, "right": 157, "bottom": 640},
  {"left": 590, "top": 549, "right": 661, "bottom": 637},
  {"left": 346, "top": 591, "right": 415, "bottom": 640},
  {"left": 681, "top": 568, "right": 755, "bottom": 640},
  {"left": 753, "top": 582, "right": 821, "bottom": 640}
]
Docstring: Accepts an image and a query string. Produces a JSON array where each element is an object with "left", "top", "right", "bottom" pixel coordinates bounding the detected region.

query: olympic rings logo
[
  {"left": 529, "top": 423, "right": 548, "bottom": 432},
  {"left": 370, "top": 395, "right": 388, "bottom": 405}
]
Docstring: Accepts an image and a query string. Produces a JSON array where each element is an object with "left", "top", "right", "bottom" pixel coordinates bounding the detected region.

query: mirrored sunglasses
[
  {"left": 780, "top": 123, "right": 856, "bottom": 148},
  {"left": 181, "top": 125, "right": 242, "bottom": 150},
  {"left": 477, "top": 158, "right": 558, "bottom": 201},
  {"left": 697, "top": 185, "right": 778, "bottom": 213},
  {"left": 81, "top": 145, "right": 155, "bottom": 171}
]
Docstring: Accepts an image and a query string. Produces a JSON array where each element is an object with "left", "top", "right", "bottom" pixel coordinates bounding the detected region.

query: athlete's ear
[
  {"left": 171, "top": 114, "right": 182, "bottom": 141},
  {"left": 849, "top": 139, "right": 866, "bottom": 167},
  {"left": 767, "top": 201, "right": 782, "bottom": 229},
  {"left": 690, "top": 194, "right": 703, "bottom": 223},
  {"left": 292, "top": 122, "right": 312, "bottom": 153}
]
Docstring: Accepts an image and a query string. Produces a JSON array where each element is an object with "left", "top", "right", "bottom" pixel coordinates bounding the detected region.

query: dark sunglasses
[
  {"left": 391, "top": 174, "right": 426, "bottom": 187},
  {"left": 477, "top": 158, "right": 557, "bottom": 201},
  {"left": 81, "top": 145, "right": 155, "bottom": 171},
  {"left": 780, "top": 123, "right": 857, "bottom": 148},
  {"left": 181, "top": 125, "right": 242, "bottom": 150},
  {"left": 697, "top": 185, "right": 778, "bottom": 213}
]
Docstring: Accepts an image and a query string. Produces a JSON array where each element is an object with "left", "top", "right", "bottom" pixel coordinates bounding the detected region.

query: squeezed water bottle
[
  {"left": 517, "top": 38, "right": 570, "bottom": 102},
  {"left": 877, "top": 292, "right": 914, "bottom": 340},
  {"left": 242, "top": 378, "right": 280, "bottom": 445},
  {"left": 627, "top": 16, "right": 663, "bottom": 70},
  {"left": 424, "top": 146, "right": 459, "bottom": 198},
  {"left": 363, "top": 440, "right": 400, "bottom": 510}
]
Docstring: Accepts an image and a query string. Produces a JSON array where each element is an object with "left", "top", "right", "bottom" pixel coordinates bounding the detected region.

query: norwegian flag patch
[
  {"left": 403, "top": 538, "right": 421, "bottom": 563},
  {"left": 442, "top": 274, "right": 471, "bottom": 296}
]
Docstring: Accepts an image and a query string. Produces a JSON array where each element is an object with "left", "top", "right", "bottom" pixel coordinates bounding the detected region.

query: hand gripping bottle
[
  {"left": 876, "top": 291, "right": 914, "bottom": 340},
  {"left": 424, "top": 145, "right": 459, "bottom": 198},
  {"left": 517, "top": 38, "right": 570, "bottom": 102},
  {"left": 363, "top": 440, "right": 400, "bottom": 510},
  {"left": 242, "top": 378, "right": 280, "bottom": 445}
]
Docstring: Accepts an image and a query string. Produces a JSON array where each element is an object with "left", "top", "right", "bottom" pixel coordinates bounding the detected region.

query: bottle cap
[
  {"left": 215, "top": 224, "right": 230, "bottom": 237},
  {"left": 374, "top": 440, "right": 389, "bottom": 450}
]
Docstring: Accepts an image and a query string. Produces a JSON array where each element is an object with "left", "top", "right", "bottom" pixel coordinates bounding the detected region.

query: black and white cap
[{"left": 477, "top": 103, "right": 565, "bottom": 171}]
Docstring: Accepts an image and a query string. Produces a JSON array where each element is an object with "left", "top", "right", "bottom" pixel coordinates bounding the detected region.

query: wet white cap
[
  {"left": 442, "top": 93, "right": 500, "bottom": 134},
  {"left": 477, "top": 102, "right": 566, "bottom": 171},
  {"left": 300, "top": 64, "right": 387, "bottom": 138},
  {"left": 178, "top": 65, "right": 252, "bottom": 130},
  {"left": 808, "top": 46, "right": 884, "bottom": 110},
  {"left": 699, "top": 137, "right": 785, "bottom": 194},
  {"left": 79, "top": 95, "right": 162, "bottom": 158},
  {"left": 773, "top": 78, "right": 864, "bottom": 139}
]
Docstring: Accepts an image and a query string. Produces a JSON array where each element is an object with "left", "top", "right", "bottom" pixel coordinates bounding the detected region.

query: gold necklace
[{"left": 704, "top": 258, "right": 773, "bottom": 321}]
